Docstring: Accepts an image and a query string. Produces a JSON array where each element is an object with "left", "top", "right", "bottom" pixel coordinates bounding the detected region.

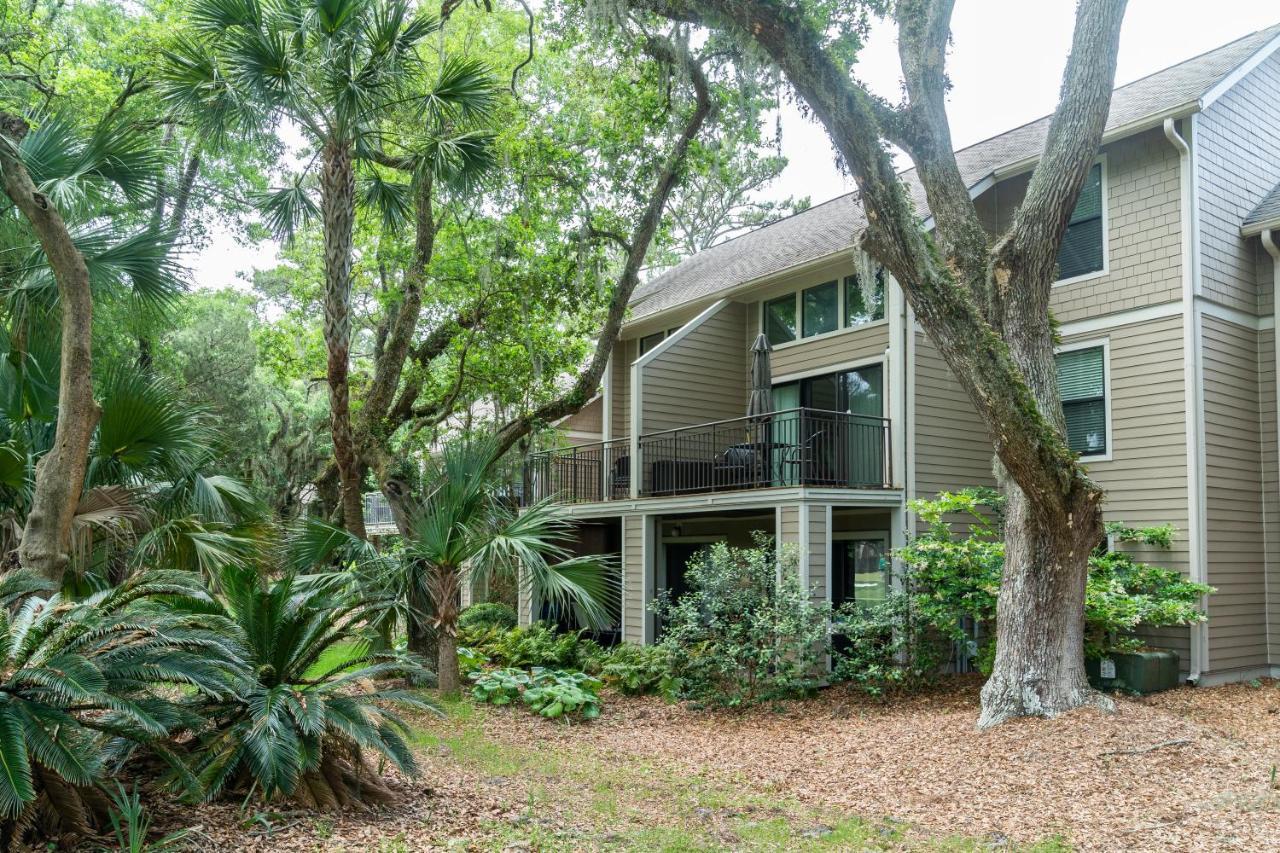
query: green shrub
[
  {"left": 176, "top": 564, "right": 436, "bottom": 807},
  {"left": 470, "top": 667, "right": 602, "bottom": 720},
  {"left": 600, "top": 643, "right": 674, "bottom": 696},
  {"left": 459, "top": 621, "right": 597, "bottom": 670},
  {"left": 653, "top": 533, "right": 830, "bottom": 706},
  {"left": 0, "top": 570, "right": 236, "bottom": 848},
  {"left": 832, "top": 592, "right": 947, "bottom": 697},
  {"left": 886, "top": 489, "right": 1214, "bottom": 675},
  {"left": 458, "top": 602, "right": 518, "bottom": 632}
]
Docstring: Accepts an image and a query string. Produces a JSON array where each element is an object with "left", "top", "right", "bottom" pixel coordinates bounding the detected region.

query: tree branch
[{"left": 490, "top": 33, "right": 716, "bottom": 459}]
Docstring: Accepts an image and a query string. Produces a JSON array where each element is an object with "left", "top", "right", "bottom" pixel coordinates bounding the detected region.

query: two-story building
[{"left": 521, "top": 24, "right": 1280, "bottom": 687}]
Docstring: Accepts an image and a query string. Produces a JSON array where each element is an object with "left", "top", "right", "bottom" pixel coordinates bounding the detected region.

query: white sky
[{"left": 190, "top": 1, "right": 1279, "bottom": 289}]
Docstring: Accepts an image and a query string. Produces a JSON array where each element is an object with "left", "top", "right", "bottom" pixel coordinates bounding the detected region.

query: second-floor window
[
  {"left": 764, "top": 294, "right": 797, "bottom": 346},
  {"left": 1056, "top": 344, "right": 1107, "bottom": 457},
  {"left": 763, "top": 270, "right": 887, "bottom": 346},
  {"left": 802, "top": 281, "right": 839, "bottom": 337},
  {"left": 845, "top": 272, "right": 885, "bottom": 326},
  {"left": 1057, "top": 162, "right": 1105, "bottom": 282},
  {"left": 637, "top": 327, "right": 683, "bottom": 356}
]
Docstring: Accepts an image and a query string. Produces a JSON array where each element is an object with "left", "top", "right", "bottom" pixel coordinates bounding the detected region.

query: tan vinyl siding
[
  {"left": 767, "top": 321, "right": 890, "bottom": 380},
  {"left": 911, "top": 331, "right": 997, "bottom": 504},
  {"left": 622, "top": 514, "right": 645, "bottom": 644},
  {"left": 611, "top": 339, "right": 632, "bottom": 440},
  {"left": 1198, "top": 52, "right": 1280, "bottom": 315},
  {"left": 979, "top": 129, "right": 1182, "bottom": 325},
  {"left": 1063, "top": 314, "right": 1192, "bottom": 662},
  {"left": 639, "top": 302, "right": 748, "bottom": 434},
  {"left": 778, "top": 505, "right": 800, "bottom": 558},
  {"left": 1259, "top": 325, "right": 1279, "bottom": 663},
  {"left": 1201, "top": 314, "right": 1268, "bottom": 671},
  {"left": 807, "top": 506, "right": 829, "bottom": 603},
  {"left": 559, "top": 395, "right": 603, "bottom": 439}
]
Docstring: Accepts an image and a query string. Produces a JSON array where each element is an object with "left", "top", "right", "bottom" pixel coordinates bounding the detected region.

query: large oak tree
[{"left": 624, "top": 0, "right": 1129, "bottom": 726}]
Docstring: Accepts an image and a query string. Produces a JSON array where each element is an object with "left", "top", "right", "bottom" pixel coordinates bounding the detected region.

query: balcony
[{"left": 522, "top": 408, "right": 892, "bottom": 506}]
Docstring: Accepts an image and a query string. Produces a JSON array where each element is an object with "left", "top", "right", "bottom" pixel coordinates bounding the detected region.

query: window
[
  {"left": 638, "top": 332, "right": 666, "bottom": 355},
  {"left": 1057, "top": 162, "right": 1105, "bottom": 281},
  {"left": 802, "top": 280, "right": 839, "bottom": 338},
  {"left": 764, "top": 294, "right": 796, "bottom": 346},
  {"left": 844, "top": 272, "right": 885, "bottom": 326},
  {"left": 1056, "top": 345, "right": 1107, "bottom": 456}
]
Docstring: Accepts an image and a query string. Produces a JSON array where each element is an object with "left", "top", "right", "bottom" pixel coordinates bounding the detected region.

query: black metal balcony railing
[
  {"left": 523, "top": 437, "right": 631, "bottom": 505},
  {"left": 522, "top": 408, "right": 891, "bottom": 506}
]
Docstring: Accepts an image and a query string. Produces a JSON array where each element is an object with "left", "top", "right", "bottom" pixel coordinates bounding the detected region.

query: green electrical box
[{"left": 1086, "top": 650, "right": 1181, "bottom": 694}]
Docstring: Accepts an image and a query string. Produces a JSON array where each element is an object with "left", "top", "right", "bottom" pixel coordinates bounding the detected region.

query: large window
[
  {"left": 1057, "top": 345, "right": 1107, "bottom": 457},
  {"left": 764, "top": 294, "right": 797, "bottom": 346},
  {"left": 802, "top": 280, "right": 839, "bottom": 337},
  {"left": 844, "top": 272, "right": 885, "bottom": 326},
  {"left": 1057, "top": 162, "right": 1105, "bottom": 281},
  {"left": 775, "top": 364, "right": 883, "bottom": 416}
]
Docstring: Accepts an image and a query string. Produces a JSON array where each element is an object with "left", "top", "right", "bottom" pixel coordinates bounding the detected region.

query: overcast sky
[{"left": 190, "top": 1, "right": 1279, "bottom": 290}]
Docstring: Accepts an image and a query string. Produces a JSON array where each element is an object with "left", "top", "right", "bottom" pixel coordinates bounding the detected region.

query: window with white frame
[
  {"left": 1057, "top": 162, "right": 1105, "bottom": 281},
  {"left": 1056, "top": 344, "right": 1107, "bottom": 457},
  {"left": 762, "top": 270, "right": 886, "bottom": 345}
]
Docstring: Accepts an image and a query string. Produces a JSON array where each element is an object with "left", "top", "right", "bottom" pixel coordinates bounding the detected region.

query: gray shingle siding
[{"left": 1198, "top": 51, "right": 1280, "bottom": 314}]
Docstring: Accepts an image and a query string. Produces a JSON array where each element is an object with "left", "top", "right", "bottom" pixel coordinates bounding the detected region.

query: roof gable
[{"left": 630, "top": 23, "right": 1280, "bottom": 324}]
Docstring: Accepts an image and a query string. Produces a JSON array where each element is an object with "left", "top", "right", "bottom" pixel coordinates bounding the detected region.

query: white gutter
[{"left": 1164, "top": 116, "right": 1208, "bottom": 684}]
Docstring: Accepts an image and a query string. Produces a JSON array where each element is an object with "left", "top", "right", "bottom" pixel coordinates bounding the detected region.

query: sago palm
[
  {"left": 177, "top": 562, "right": 435, "bottom": 807},
  {"left": 161, "top": 0, "right": 496, "bottom": 537},
  {"left": 405, "top": 439, "right": 617, "bottom": 694},
  {"left": 0, "top": 569, "right": 240, "bottom": 847}
]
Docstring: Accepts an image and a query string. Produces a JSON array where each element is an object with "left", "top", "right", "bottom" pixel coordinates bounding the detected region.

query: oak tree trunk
[
  {"left": 979, "top": 482, "right": 1108, "bottom": 727},
  {"left": 1, "top": 113, "right": 101, "bottom": 581},
  {"left": 319, "top": 139, "right": 366, "bottom": 539}
]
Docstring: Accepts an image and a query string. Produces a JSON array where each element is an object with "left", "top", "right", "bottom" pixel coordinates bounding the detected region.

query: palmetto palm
[
  {"left": 0, "top": 569, "right": 240, "bottom": 847},
  {"left": 405, "top": 439, "right": 617, "bottom": 694},
  {"left": 0, "top": 354, "right": 264, "bottom": 582},
  {"left": 179, "top": 562, "right": 434, "bottom": 807},
  {"left": 161, "top": 0, "right": 497, "bottom": 537}
]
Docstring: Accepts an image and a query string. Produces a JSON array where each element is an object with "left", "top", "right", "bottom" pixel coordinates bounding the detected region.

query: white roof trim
[
  {"left": 633, "top": 297, "right": 729, "bottom": 369},
  {"left": 1199, "top": 29, "right": 1280, "bottom": 109},
  {"left": 1242, "top": 217, "right": 1280, "bottom": 238}
]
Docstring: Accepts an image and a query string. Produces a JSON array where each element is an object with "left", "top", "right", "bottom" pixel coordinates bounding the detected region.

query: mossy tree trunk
[
  {"left": 628, "top": 0, "right": 1126, "bottom": 724},
  {"left": 1, "top": 112, "right": 102, "bottom": 581}
]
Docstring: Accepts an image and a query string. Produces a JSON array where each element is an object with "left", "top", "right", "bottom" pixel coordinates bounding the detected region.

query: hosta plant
[
  {"left": 0, "top": 570, "right": 237, "bottom": 848},
  {"left": 470, "top": 667, "right": 603, "bottom": 720},
  {"left": 179, "top": 564, "right": 437, "bottom": 808}
]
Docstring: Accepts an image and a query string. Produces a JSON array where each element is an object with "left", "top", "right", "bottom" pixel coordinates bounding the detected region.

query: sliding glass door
[{"left": 773, "top": 364, "right": 884, "bottom": 486}]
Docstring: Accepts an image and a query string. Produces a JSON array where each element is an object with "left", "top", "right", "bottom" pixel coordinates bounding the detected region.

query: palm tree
[
  {"left": 177, "top": 562, "right": 433, "bottom": 807},
  {"left": 0, "top": 569, "right": 239, "bottom": 847},
  {"left": 0, "top": 357, "right": 264, "bottom": 585},
  {"left": 161, "top": 0, "right": 495, "bottom": 538},
  {"left": 405, "top": 439, "right": 617, "bottom": 694}
]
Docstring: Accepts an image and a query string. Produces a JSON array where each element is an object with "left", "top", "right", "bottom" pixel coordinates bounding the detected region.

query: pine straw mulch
[{"left": 140, "top": 676, "right": 1280, "bottom": 851}]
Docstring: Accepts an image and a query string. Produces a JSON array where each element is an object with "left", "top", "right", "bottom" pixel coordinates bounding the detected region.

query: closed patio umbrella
[{"left": 747, "top": 332, "right": 773, "bottom": 423}]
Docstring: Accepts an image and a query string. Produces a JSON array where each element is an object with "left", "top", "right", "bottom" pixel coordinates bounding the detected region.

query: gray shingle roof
[
  {"left": 630, "top": 24, "right": 1280, "bottom": 322},
  {"left": 1243, "top": 180, "right": 1280, "bottom": 233}
]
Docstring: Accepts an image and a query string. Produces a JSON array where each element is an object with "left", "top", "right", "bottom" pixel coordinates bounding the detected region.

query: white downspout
[
  {"left": 1164, "top": 117, "right": 1207, "bottom": 684},
  {"left": 1261, "top": 228, "right": 1280, "bottom": 676}
]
